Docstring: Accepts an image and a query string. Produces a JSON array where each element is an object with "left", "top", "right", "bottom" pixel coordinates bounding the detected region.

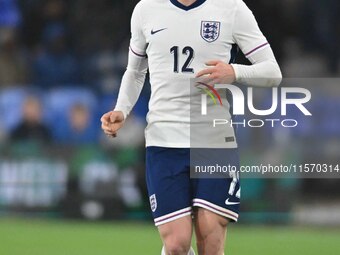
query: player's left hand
[{"left": 196, "top": 60, "right": 236, "bottom": 85}]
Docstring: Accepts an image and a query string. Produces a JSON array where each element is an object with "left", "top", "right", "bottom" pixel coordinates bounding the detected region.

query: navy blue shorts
[{"left": 146, "top": 147, "right": 240, "bottom": 226}]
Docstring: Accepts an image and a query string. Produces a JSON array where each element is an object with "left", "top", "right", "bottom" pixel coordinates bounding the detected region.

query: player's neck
[{"left": 177, "top": 0, "right": 197, "bottom": 7}]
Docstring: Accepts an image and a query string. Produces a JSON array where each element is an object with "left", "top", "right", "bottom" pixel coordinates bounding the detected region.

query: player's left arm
[{"left": 197, "top": 0, "right": 282, "bottom": 87}]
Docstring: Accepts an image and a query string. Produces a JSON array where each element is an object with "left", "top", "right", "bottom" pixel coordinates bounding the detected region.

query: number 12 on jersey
[{"left": 170, "top": 46, "right": 195, "bottom": 73}]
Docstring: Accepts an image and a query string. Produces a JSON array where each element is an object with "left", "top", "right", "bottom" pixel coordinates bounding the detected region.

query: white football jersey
[{"left": 125, "top": 0, "right": 269, "bottom": 148}]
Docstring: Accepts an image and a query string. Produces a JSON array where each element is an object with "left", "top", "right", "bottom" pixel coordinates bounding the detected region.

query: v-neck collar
[{"left": 169, "top": 0, "right": 206, "bottom": 11}]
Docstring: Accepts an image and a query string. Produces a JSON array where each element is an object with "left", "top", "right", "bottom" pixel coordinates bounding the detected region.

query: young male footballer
[{"left": 101, "top": 0, "right": 282, "bottom": 254}]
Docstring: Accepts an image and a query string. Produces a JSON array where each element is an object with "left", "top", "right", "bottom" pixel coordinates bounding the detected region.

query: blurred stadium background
[{"left": 0, "top": 0, "right": 339, "bottom": 254}]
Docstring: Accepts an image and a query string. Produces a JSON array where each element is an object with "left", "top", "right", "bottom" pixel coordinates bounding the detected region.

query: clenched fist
[{"left": 100, "top": 111, "right": 125, "bottom": 137}]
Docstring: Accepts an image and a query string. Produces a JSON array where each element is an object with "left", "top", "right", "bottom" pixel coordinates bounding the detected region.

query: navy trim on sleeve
[
  {"left": 245, "top": 42, "right": 269, "bottom": 57},
  {"left": 129, "top": 46, "right": 147, "bottom": 58}
]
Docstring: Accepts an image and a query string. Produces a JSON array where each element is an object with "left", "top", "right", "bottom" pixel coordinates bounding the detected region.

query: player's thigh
[
  {"left": 194, "top": 208, "right": 229, "bottom": 255},
  {"left": 158, "top": 215, "right": 193, "bottom": 251},
  {"left": 194, "top": 207, "right": 229, "bottom": 240},
  {"left": 146, "top": 147, "right": 192, "bottom": 226}
]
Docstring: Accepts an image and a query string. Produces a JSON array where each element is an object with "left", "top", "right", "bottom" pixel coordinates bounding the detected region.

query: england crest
[
  {"left": 201, "top": 21, "right": 220, "bottom": 43},
  {"left": 149, "top": 194, "right": 157, "bottom": 212}
]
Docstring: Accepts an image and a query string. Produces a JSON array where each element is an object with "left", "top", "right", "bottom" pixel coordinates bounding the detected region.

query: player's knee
[
  {"left": 164, "top": 242, "right": 190, "bottom": 255},
  {"left": 163, "top": 236, "right": 191, "bottom": 255},
  {"left": 159, "top": 216, "right": 192, "bottom": 255},
  {"left": 196, "top": 231, "right": 224, "bottom": 255}
]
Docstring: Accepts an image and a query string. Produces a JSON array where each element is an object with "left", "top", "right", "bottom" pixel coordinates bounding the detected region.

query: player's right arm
[{"left": 101, "top": 3, "right": 148, "bottom": 137}]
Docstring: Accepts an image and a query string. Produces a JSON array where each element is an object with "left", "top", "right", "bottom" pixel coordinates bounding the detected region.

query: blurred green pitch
[{"left": 1, "top": 218, "right": 339, "bottom": 255}]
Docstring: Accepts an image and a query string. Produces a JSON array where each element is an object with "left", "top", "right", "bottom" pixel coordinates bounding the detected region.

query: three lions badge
[
  {"left": 201, "top": 21, "right": 221, "bottom": 43},
  {"left": 150, "top": 194, "right": 157, "bottom": 212}
]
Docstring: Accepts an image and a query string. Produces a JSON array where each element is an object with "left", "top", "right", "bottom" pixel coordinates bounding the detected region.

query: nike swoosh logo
[
  {"left": 151, "top": 28, "right": 167, "bottom": 35},
  {"left": 225, "top": 198, "right": 240, "bottom": 206}
]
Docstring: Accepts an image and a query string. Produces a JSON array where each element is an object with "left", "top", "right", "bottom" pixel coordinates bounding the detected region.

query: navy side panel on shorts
[{"left": 146, "top": 147, "right": 192, "bottom": 225}]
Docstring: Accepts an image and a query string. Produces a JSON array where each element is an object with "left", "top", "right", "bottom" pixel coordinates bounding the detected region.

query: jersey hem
[{"left": 145, "top": 141, "right": 238, "bottom": 148}]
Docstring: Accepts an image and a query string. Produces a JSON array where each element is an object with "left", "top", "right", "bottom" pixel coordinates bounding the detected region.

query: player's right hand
[{"left": 100, "top": 111, "right": 125, "bottom": 138}]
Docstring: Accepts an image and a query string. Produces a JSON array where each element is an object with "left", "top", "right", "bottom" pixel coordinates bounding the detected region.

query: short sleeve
[
  {"left": 232, "top": 0, "right": 269, "bottom": 58},
  {"left": 129, "top": 3, "right": 147, "bottom": 57}
]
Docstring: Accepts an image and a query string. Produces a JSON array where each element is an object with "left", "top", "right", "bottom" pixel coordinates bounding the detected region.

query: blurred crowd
[
  {"left": 0, "top": 0, "right": 150, "bottom": 146},
  {"left": 0, "top": 0, "right": 139, "bottom": 89},
  {"left": 0, "top": 0, "right": 340, "bottom": 221}
]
